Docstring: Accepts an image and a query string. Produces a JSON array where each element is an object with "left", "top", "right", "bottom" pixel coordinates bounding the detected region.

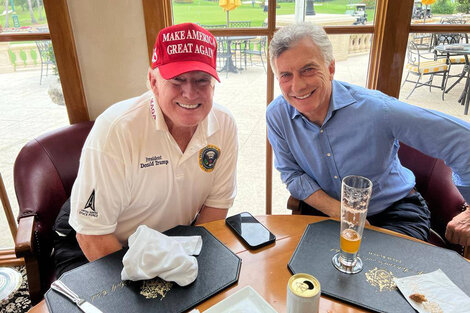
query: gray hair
[{"left": 269, "top": 22, "right": 333, "bottom": 70}]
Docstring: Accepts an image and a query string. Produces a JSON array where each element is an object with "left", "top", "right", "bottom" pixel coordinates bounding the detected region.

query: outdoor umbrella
[{"left": 219, "top": 0, "right": 242, "bottom": 26}]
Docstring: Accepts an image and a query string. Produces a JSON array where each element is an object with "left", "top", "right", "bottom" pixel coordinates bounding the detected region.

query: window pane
[
  {"left": 410, "top": 1, "right": 465, "bottom": 25},
  {"left": 276, "top": 0, "right": 376, "bottom": 27},
  {"left": 0, "top": 1, "right": 48, "bottom": 33},
  {"left": 0, "top": 40, "right": 68, "bottom": 248},
  {"left": 172, "top": 0, "right": 266, "bottom": 27},
  {"left": 213, "top": 35, "right": 290, "bottom": 215},
  {"left": 400, "top": 32, "right": 470, "bottom": 123}
]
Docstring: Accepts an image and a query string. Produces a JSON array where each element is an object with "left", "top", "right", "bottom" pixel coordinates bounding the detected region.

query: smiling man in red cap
[{"left": 51, "top": 23, "right": 238, "bottom": 273}]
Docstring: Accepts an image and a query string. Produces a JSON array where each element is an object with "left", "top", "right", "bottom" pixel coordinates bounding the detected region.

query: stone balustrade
[
  {"left": 0, "top": 42, "right": 41, "bottom": 74},
  {"left": 276, "top": 14, "right": 370, "bottom": 61}
]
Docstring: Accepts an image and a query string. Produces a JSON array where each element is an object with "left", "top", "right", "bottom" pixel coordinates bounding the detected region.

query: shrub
[
  {"left": 432, "top": 0, "right": 454, "bottom": 14},
  {"left": 456, "top": 0, "right": 470, "bottom": 13}
]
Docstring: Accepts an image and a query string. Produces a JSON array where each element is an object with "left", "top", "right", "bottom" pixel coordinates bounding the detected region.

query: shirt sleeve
[
  {"left": 204, "top": 113, "right": 238, "bottom": 209},
  {"left": 384, "top": 98, "right": 470, "bottom": 202},
  {"left": 266, "top": 105, "right": 321, "bottom": 201},
  {"left": 69, "top": 120, "right": 129, "bottom": 235}
]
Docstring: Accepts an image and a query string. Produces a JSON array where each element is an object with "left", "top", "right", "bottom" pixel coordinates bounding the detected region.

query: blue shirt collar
[{"left": 289, "top": 80, "right": 357, "bottom": 123}]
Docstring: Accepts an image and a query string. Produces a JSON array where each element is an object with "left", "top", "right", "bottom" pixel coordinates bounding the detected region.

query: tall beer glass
[{"left": 332, "top": 175, "right": 372, "bottom": 274}]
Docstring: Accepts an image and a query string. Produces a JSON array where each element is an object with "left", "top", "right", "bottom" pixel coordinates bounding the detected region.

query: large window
[
  {"left": 0, "top": 2, "right": 69, "bottom": 248},
  {"left": 169, "top": 0, "right": 376, "bottom": 215}
]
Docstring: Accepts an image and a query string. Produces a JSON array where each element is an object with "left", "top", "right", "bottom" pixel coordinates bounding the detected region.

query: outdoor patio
[{"left": 1, "top": 52, "right": 470, "bottom": 248}]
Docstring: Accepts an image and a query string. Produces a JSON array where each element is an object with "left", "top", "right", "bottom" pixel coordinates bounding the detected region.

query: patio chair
[
  {"left": 402, "top": 41, "right": 448, "bottom": 99},
  {"left": 412, "top": 33, "right": 433, "bottom": 51},
  {"left": 244, "top": 36, "right": 267, "bottom": 72},
  {"left": 215, "top": 36, "right": 233, "bottom": 78},
  {"left": 35, "top": 40, "right": 54, "bottom": 85},
  {"left": 14, "top": 121, "right": 94, "bottom": 304},
  {"left": 286, "top": 143, "right": 469, "bottom": 259},
  {"left": 228, "top": 21, "right": 252, "bottom": 69},
  {"left": 432, "top": 18, "right": 469, "bottom": 99}
]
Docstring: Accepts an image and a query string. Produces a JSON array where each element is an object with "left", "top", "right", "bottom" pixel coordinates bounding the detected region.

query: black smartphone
[{"left": 225, "top": 212, "right": 276, "bottom": 249}]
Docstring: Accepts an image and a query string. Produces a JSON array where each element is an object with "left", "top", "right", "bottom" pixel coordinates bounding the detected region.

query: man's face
[
  {"left": 150, "top": 70, "right": 215, "bottom": 130},
  {"left": 273, "top": 37, "right": 335, "bottom": 125}
]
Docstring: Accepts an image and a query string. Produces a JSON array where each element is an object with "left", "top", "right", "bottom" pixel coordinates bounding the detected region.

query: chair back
[
  {"left": 407, "top": 41, "right": 421, "bottom": 66},
  {"left": 35, "top": 40, "right": 53, "bottom": 64},
  {"left": 14, "top": 121, "right": 94, "bottom": 299},
  {"left": 397, "top": 143, "right": 466, "bottom": 255},
  {"left": 229, "top": 21, "right": 251, "bottom": 28}
]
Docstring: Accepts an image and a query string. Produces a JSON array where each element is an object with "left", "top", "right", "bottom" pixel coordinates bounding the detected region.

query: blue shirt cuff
[{"left": 287, "top": 173, "right": 321, "bottom": 201}]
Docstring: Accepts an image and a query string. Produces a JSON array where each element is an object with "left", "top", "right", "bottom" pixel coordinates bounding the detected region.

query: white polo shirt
[{"left": 69, "top": 91, "right": 238, "bottom": 245}]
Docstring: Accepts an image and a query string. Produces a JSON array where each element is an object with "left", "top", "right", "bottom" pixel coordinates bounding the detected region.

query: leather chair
[
  {"left": 14, "top": 121, "right": 94, "bottom": 304},
  {"left": 287, "top": 143, "right": 469, "bottom": 259}
]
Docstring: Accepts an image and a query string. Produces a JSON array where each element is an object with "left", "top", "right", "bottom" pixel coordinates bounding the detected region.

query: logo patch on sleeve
[
  {"left": 79, "top": 190, "right": 98, "bottom": 218},
  {"left": 199, "top": 145, "right": 220, "bottom": 172}
]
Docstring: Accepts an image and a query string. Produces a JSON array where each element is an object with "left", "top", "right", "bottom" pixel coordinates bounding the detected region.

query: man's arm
[
  {"left": 194, "top": 205, "right": 228, "bottom": 225},
  {"left": 445, "top": 205, "right": 470, "bottom": 246},
  {"left": 76, "top": 233, "right": 122, "bottom": 262},
  {"left": 303, "top": 189, "right": 341, "bottom": 218}
]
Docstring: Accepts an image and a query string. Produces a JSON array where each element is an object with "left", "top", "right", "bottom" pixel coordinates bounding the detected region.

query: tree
[
  {"left": 35, "top": 0, "right": 42, "bottom": 20},
  {"left": 27, "top": 0, "right": 37, "bottom": 24},
  {"left": 4, "top": 0, "right": 9, "bottom": 28},
  {"left": 456, "top": 0, "right": 470, "bottom": 13}
]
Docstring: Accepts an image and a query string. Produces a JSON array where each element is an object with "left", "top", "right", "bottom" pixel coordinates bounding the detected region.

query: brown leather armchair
[
  {"left": 287, "top": 143, "right": 469, "bottom": 259},
  {"left": 14, "top": 121, "right": 94, "bottom": 304}
]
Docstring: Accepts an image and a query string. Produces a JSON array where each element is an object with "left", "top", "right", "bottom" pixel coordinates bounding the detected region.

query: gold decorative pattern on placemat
[
  {"left": 140, "top": 278, "right": 173, "bottom": 300},
  {"left": 365, "top": 268, "right": 396, "bottom": 292}
]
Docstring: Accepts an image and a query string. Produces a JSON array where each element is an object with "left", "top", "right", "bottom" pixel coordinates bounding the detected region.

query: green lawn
[
  {"left": 1, "top": 1, "right": 376, "bottom": 29},
  {"left": 0, "top": 6, "right": 46, "bottom": 28},
  {"left": 174, "top": 0, "right": 375, "bottom": 26}
]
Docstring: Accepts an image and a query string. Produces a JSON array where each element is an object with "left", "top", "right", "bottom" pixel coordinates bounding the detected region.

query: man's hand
[
  {"left": 76, "top": 233, "right": 122, "bottom": 262},
  {"left": 445, "top": 206, "right": 470, "bottom": 246}
]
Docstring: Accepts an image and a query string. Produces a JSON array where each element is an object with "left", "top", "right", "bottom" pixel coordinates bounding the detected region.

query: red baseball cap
[{"left": 151, "top": 23, "right": 220, "bottom": 82}]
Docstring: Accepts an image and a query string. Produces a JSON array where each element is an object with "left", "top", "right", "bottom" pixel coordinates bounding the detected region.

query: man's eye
[
  {"left": 302, "top": 68, "right": 314, "bottom": 74},
  {"left": 196, "top": 79, "right": 210, "bottom": 84},
  {"left": 279, "top": 73, "right": 291, "bottom": 82}
]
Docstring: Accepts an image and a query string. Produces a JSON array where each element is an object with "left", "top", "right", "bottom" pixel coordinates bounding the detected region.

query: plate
[
  {"left": 0, "top": 267, "right": 23, "bottom": 302},
  {"left": 204, "top": 286, "right": 278, "bottom": 313}
]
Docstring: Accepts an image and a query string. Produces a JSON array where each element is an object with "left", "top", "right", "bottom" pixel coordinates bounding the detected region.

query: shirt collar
[{"left": 289, "top": 80, "right": 357, "bottom": 122}]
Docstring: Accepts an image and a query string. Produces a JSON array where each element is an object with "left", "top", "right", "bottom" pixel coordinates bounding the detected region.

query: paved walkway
[{"left": 1, "top": 54, "right": 469, "bottom": 247}]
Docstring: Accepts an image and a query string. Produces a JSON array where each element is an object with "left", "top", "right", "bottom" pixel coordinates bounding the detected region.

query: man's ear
[
  {"left": 148, "top": 69, "right": 159, "bottom": 96},
  {"left": 328, "top": 60, "right": 336, "bottom": 80}
]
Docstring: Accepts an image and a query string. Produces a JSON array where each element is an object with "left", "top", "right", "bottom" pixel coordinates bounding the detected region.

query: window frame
[{"left": 3, "top": 0, "right": 470, "bottom": 214}]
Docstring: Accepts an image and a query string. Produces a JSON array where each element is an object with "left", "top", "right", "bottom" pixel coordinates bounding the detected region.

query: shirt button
[
  {"left": 326, "top": 153, "right": 331, "bottom": 157},
  {"left": 334, "top": 176, "right": 338, "bottom": 179},
  {"left": 320, "top": 130, "right": 324, "bottom": 133}
]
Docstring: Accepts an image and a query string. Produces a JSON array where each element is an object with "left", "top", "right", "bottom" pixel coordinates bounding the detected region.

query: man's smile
[
  {"left": 177, "top": 102, "right": 201, "bottom": 109},
  {"left": 292, "top": 90, "right": 315, "bottom": 100}
]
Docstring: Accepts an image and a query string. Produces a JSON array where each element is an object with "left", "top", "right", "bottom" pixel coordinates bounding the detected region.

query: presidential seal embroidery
[{"left": 199, "top": 145, "right": 220, "bottom": 172}]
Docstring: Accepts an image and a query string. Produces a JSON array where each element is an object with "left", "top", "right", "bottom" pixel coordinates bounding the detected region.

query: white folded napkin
[
  {"left": 121, "top": 225, "right": 202, "bottom": 286},
  {"left": 394, "top": 269, "right": 470, "bottom": 313}
]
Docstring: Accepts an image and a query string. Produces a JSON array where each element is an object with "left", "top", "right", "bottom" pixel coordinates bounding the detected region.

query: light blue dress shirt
[{"left": 266, "top": 80, "right": 470, "bottom": 215}]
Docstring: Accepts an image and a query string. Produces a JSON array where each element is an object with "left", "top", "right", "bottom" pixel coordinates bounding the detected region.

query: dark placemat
[
  {"left": 45, "top": 226, "right": 241, "bottom": 313},
  {"left": 0, "top": 266, "right": 31, "bottom": 313},
  {"left": 288, "top": 220, "right": 470, "bottom": 313}
]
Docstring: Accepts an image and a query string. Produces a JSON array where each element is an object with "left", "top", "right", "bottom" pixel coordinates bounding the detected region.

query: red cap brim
[{"left": 158, "top": 60, "right": 220, "bottom": 83}]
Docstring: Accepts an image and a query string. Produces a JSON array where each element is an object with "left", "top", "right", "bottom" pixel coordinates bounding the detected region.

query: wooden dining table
[
  {"left": 31, "top": 215, "right": 428, "bottom": 313},
  {"left": 193, "top": 215, "right": 434, "bottom": 313}
]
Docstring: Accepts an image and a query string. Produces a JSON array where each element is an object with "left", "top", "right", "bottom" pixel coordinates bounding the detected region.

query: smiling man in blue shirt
[{"left": 266, "top": 22, "right": 470, "bottom": 245}]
